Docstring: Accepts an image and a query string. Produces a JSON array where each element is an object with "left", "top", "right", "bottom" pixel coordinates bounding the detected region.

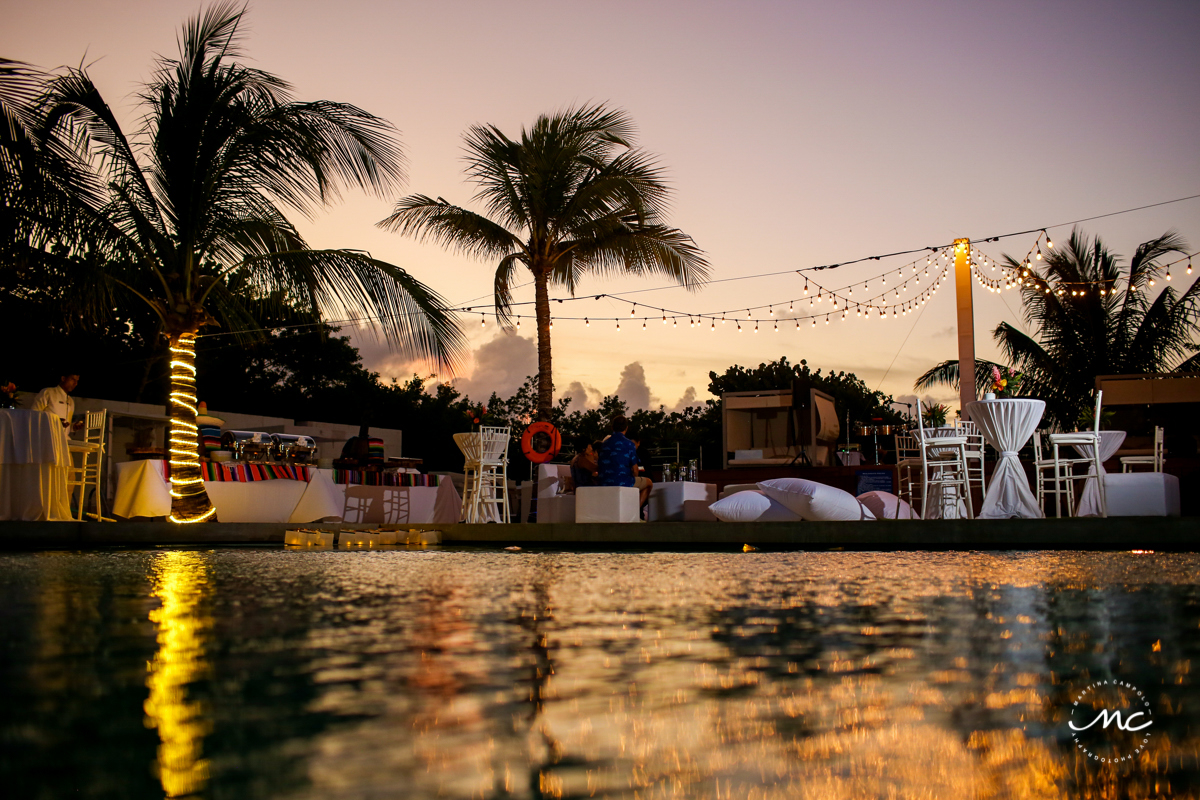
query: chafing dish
[
  {"left": 220, "top": 430, "right": 274, "bottom": 463},
  {"left": 271, "top": 433, "right": 317, "bottom": 465}
]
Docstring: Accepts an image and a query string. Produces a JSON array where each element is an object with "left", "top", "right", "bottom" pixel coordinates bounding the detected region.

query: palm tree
[
  {"left": 915, "top": 228, "right": 1197, "bottom": 428},
  {"left": 379, "top": 103, "right": 708, "bottom": 418},
  {"left": 5, "top": 3, "right": 464, "bottom": 522}
]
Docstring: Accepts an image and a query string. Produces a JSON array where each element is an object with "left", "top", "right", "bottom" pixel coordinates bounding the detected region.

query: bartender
[{"left": 31, "top": 372, "right": 84, "bottom": 431}]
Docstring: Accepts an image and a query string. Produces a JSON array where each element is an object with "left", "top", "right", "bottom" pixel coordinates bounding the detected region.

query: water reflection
[
  {"left": 144, "top": 551, "right": 214, "bottom": 798},
  {"left": 0, "top": 550, "right": 1196, "bottom": 799}
]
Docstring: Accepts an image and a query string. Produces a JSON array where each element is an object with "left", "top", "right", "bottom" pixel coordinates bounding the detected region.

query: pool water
[{"left": 1, "top": 548, "right": 1197, "bottom": 799}]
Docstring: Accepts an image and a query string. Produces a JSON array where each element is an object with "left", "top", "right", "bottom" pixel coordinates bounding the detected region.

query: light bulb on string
[
  {"left": 1149, "top": 277, "right": 1156, "bottom": 287},
  {"left": 1166, "top": 268, "right": 1172, "bottom": 281},
  {"left": 630, "top": 305, "right": 636, "bottom": 316},
  {"left": 754, "top": 322, "right": 759, "bottom": 333},
  {"left": 747, "top": 308, "right": 752, "bottom": 318},
  {"left": 662, "top": 313, "right": 667, "bottom": 325},
  {"left": 673, "top": 318, "right": 677, "bottom": 328},
  {"left": 690, "top": 317, "right": 695, "bottom": 327},
  {"left": 516, "top": 316, "right": 521, "bottom": 328},
  {"left": 769, "top": 305, "right": 774, "bottom": 316},
  {"left": 804, "top": 279, "right": 809, "bottom": 295},
  {"left": 585, "top": 318, "right": 590, "bottom": 327},
  {"left": 549, "top": 318, "right": 554, "bottom": 330},
  {"left": 774, "top": 321, "right": 778, "bottom": 332},
  {"left": 737, "top": 322, "right": 742, "bottom": 332},
  {"left": 795, "top": 319, "right": 800, "bottom": 330},
  {"left": 1187, "top": 258, "right": 1193, "bottom": 275},
  {"left": 811, "top": 318, "right": 816, "bottom": 328},
  {"left": 789, "top": 300, "right": 794, "bottom": 311},
  {"left": 616, "top": 321, "right": 620, "bottom": 331},
  {"left": 824, "top": 315, "right": 830, "bottom": 325},
  {"left": 1044, "top": 231, "right": 1054, "bottom": 248},
  {"left": 711, "top": 320, "right": 716, "bottom": 331},
  {"left": 481, "top": 313, "right": 486, "bottom": 327}
]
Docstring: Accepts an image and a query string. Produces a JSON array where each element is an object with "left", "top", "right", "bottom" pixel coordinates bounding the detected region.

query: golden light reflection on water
[
  {"left": 7, "top": 549, "right": 1199, "bottom": 798},
  {"left": 273, "top": 552, "right": 1200, "bottom": 799},
  {"left": 144, "top": 551, "right": 213, "bottom": 798}
]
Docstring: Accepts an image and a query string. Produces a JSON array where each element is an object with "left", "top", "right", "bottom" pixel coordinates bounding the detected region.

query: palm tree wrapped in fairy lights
[{"left": 3, "top": 3, "right": 463, "bottom": 522}]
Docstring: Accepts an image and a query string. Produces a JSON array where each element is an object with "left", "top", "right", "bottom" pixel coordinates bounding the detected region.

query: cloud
[
  {"left": 560, "top": 380, "right": 602, "bottom": 410},
  {"left": 667, "top": 386, "right": 700, "bottom": 413},
  {"left": 615, "top": 362, "right": 654, "bottom": 411},
  {"left": 451, "top": 331, "right": 537, "bottom": 401},
  {"left": 931, "top": 325, "right": 956, "bottom": 339}
]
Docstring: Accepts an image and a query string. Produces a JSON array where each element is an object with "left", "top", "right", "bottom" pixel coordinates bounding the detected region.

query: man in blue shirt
[{"left": 597, "top": 415, "right": 653, "bottom": 517}]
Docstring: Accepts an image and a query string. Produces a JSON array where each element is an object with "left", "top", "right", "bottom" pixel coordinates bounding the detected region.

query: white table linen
[
  {"left": 965, "top": 398, "right": 1046, "bottom": 519},
  {"left": 1073, "top": 430, "right": 1126, "bottom": 517},
  {"left": 112, "top": 460, "right": 342, "bottom": 522},
  {"left": 0, "top": 409, "right": 72, "bottom": 521},
  {"left": 453, "top": 432, "right": 501, "bottom": 522},
  {"left": 316, "top": 468, "right": 461, "bottom": 524}
]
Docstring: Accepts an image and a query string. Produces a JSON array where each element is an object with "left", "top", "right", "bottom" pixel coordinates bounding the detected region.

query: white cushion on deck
[{"left": 757, "top": 478, "right": 875, "bottom": 521}]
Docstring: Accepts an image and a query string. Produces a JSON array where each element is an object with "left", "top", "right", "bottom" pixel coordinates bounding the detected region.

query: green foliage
[
  {"left": 380, "top": 102, "right": 707, "bottom": 414},
  {"left": 708, "top": 356, "right": 905, "bottom": 427}
]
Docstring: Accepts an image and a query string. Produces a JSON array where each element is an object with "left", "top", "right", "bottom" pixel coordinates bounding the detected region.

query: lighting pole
[{"left": 954, "top": 238, "right": 975, "bottom": 415}]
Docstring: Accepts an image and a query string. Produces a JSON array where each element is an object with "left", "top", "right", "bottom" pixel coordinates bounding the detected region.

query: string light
[
  {"left": 585, "top": 318, "right": 589, "bottom": 327},
  {"left": 165, "top": 332, "right": 214, "bottom": 524}
]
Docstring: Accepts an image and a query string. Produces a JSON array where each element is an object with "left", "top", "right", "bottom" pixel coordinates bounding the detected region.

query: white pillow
[
  {"left": 709, "top": 490, "right": 803, "bottom": 522},
  {"left": 857, "top": 490, "right": 917, "bottom": 520},
  {"left": 757, "top": 478, "right": 875, "bottom": 521}
]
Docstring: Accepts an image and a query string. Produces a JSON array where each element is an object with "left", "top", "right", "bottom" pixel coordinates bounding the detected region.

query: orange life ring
[{"left": 520, "top": 422, "right": 561, "bottom": 463}]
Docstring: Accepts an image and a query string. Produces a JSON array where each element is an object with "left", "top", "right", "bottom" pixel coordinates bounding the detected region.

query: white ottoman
[
  {"left": 1104, "top": 472, "right": 1180, "bottom": 517},
  {"left": 537, "top": 494, "right": 576, "bottom": 523},
  {"left": 648, "top": 481, "right": 716, "bottom": 521},
  {"left": 576, "top": 486, "right": 640, "bottom": 523}
]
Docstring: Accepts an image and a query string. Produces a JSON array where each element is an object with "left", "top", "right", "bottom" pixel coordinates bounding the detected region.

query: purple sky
[{"left": 7, "top": 0, "right": 1199, "bottom": 412}]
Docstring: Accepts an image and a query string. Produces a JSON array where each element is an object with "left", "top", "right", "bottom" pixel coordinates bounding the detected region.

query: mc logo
[
  {"left": 1069, "top": 708, "right": 1153, "bottom": 733},
  {"left": 1067, "top": 680, "right": 1155, "bottom": 765}
]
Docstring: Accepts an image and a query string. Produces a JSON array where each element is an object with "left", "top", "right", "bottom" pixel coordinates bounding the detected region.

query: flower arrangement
[
  {"left": 464, "top": 404, "right": 488, "bottom": 425},
  {"left": 922, "top": 402, "right": 950, "bottom": 428},
  {"left": 0, "top": 381, "right": 17, "bottom": 409},
  {"left": 990, "top": 366, "right": 1023, "bottom": 398}
]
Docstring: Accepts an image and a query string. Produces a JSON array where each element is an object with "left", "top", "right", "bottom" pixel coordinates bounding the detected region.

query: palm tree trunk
[
  {"left": 165, "top": 329, "right": 217, "bottom": 523},
  {"left": 534, "top": 271, "right": 554, "bottom": 419}
]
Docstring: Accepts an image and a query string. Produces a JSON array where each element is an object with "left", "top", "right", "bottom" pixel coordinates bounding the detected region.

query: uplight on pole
[{"left": 954, "top": 238, "right": 975, "bottom": 415}]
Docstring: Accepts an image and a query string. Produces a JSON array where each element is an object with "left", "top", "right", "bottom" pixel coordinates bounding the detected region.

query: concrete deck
[{"left": 0, "top": 517, "right": 1194, "bottom": 550}]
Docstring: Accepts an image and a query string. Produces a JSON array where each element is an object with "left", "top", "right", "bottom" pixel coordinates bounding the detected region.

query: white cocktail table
[{"left": 964, "top": 398, "right": 1046, "bottom": 519}]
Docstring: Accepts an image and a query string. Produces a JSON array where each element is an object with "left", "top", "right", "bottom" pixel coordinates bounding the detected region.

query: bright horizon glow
[{"left": 5, "top": 0, "right": 1199, "bottom": 413}]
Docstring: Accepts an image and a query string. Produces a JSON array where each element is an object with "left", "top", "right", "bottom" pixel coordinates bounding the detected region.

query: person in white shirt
[{"left": 31, "top": 373, "right": 83, "bottom": 431}]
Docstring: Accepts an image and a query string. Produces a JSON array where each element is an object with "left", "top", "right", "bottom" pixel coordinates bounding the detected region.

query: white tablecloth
[
  {"left": 316, "top": 469, "right": 461, "bottom": 524},
  {"left": 0, "top": 409, "right": 72, "bottom": 521},
  {"left": 113, "top": 460, "right": 343, "bottom": 522},
  {"left": 965, "top": 398, "right": 1046, "bottom": 519},
  {"left": 1073, "top": 430, "right": 1126, "bottom": 517}
]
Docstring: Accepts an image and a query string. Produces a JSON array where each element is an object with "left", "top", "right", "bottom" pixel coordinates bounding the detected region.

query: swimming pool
[{"left": 1, "top": 548, "right": 1197, "bottom": 798}]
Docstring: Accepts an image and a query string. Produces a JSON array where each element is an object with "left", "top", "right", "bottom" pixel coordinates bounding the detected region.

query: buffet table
[
  {"left": 0, "top": 409, "right": 72, "bottom": 521},
  {"left": 317, "top": 469, "right": 461, "bottom": 525},
  {"left": 113, "top": 460, "right": 343, "bottom": 522}
]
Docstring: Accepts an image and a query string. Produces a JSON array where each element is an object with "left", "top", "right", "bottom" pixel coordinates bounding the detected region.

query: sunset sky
[{"left": 7, "top": 0, "right": 1199, "bottom": 413}]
